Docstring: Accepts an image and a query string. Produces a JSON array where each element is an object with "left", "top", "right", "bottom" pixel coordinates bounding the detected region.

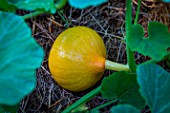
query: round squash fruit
[{"left": 48, "top": 26, "right": 106, "bottom": 92}]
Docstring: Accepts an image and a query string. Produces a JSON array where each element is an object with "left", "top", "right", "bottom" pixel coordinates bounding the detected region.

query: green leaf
[
  {"left": 137, "top": 63, "right": 170, "bottom": 113},
  {"left": 128, "top": 21, "right": 170, "bottom": 61},
  {"left": 68, "top": 0, "right": 107, "bottom": 9},
  {"left": 0, "top": 0, "right": 17, "bottom": 12},
  {"left": 0, "top": 11, "right": 44, "bottom": 105},
  {"left": 100, "top": 71, "right": 145, "bottom": 109},
  {"left": 8, "top": 0, "right": 56, "bottom": 13},
  {"left": 163, "top": 0, "right": 170, "bottom": 2},
  {"left": 111, "top": 104, "right": 140, "bottom": 113},
  {"left": 0, "top": 104, "right": 19, "bottom": 113}
]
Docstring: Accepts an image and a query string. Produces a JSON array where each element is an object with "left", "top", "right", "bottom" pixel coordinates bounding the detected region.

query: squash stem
[
  {"left": 125, "top": 0, "right": 137, "bottom": 73},
  {"left": 134, "top": 0, "right": 142, "bottom": 25},
  {"left": 105, "top": 60, "right": 129, "bottom": 72}
]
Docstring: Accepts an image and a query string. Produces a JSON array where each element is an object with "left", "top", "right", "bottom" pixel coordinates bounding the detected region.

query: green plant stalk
[
  {"left": 90, "top": 99, "right": 117, "bottom": 112},
  {"left": 126, "top": 0, "right": 137, "bottom": 73},
  {"left": 23, "top": 11, "right": 44, "bottom": 19},
  {"left": 134, "top": 0, "right": 142, "bottom": 24},
  {"left": 61, "top": 86, "right": 101, "bottom": 113},
  {"left": 23, "top": 0, "right": 68, "bottom": 19},
  {"left": 105, "top": 60, "right": 129, "bottom": 72}
]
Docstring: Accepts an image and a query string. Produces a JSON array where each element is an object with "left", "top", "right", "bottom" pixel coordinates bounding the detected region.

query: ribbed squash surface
[{"left": 48, "top": 26, "right": 106, "bottom": 92}]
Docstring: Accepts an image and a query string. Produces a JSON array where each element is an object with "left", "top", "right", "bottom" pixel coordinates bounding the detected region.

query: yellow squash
[{"left": 48, "top": 26, "right": 106, "bottom": 92}]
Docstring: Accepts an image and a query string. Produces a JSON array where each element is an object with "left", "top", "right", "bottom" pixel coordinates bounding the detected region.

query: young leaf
[
  {"left": 8, "top": 0, "right": 56, "bottom": 13},
  {"left": 0, "top": 11, "right": 44, "bottom": 105},
  {"left": 0, "top": 0, "right": 16, "bottom": 12},
  {"left": 137, "top": 63, "right": 170, "bottom": 113},
  {"left": 127, "top": 21, "right": 170, "bottom": 61},
  {"left": 68, "top": 0, "right": 107, "bottom": 9},
  {"left": 111, "top": 104, "right": 140, "bottom": 113},
  {"left": 100, "top": 71, "right": 145, "bottom": 109}
]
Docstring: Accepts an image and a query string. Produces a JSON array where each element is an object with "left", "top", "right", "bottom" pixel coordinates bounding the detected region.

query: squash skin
[{"left": 48, "top": 26, "right": 106, "bottom": 92}]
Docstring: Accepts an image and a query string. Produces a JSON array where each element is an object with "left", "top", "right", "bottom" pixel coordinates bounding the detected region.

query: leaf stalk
[
  {"left": 134, "top": 0, "right": 142, "bottom": 25},
  {"left": 125, "top": 0, "right": 137, "bottom": 72}
]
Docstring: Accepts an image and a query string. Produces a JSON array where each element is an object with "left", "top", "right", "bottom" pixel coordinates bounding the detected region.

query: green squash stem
[{"left": 105, "top": 60, "right": 129, "bottom": 72}]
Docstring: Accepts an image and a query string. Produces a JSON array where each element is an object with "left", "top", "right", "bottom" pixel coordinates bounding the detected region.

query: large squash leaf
[
  {"left": 68, "top": 0, "right": 107, "bottom": 9},
  {"left": 127, "top": 21, "right": 170, "bottom": 61},
  {"left": 0, "top": 11, "right": 44, "bottom": 105},
  {"left": 101, "top": 71, "right": 145, "bottom": 109},
  {"left": 137, "top": 63, "right": 170, "bottom": 113},
  {"left": 111, "top": 104, "right": 140, "bottom": 113}
]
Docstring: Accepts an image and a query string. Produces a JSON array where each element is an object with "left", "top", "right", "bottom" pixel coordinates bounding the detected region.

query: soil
[{"left": 18, "top": 0, "right": 170, "bottom": 113}]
